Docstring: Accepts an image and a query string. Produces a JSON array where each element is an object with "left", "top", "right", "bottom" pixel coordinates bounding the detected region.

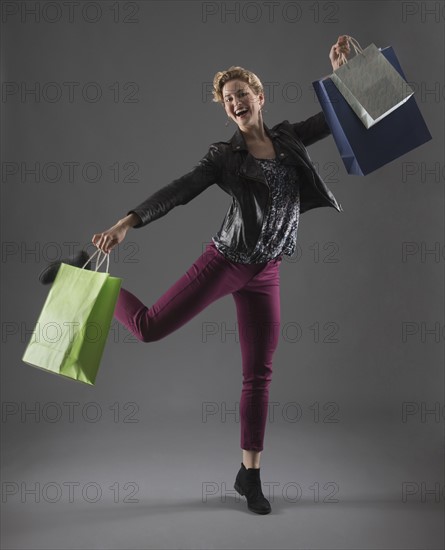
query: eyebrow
[{"left": 223, "top": 90, "right": 247, "bottom": 97}]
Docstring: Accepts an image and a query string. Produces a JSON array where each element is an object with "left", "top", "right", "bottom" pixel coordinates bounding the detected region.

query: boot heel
[{"left": 234, "top": 482, "right": 244, "bottom": 496}]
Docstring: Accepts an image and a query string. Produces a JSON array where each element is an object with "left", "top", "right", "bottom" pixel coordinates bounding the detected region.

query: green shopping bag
[{"left": 22, "top": 249, "right": 122, "bottom": 385}]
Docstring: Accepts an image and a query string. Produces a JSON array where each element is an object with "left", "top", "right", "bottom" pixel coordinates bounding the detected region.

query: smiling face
[{"left": 222, "top": 78, "right": 264, "bottom": 128}]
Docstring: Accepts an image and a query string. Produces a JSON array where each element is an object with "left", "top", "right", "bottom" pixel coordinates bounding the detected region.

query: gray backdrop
[{"left": 1, "top": 1, "right": 444, "bottom": 549}]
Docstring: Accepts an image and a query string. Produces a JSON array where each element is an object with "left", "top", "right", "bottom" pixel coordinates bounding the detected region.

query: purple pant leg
[
  {"left": 232, "top": 258, "right": 282, "bottom": 452},
  {"left": 114, "top": 241, "right": 282, "bottom": 452},
  {"left": 114, "top": 243, "right": 256, "bottom": 342}
]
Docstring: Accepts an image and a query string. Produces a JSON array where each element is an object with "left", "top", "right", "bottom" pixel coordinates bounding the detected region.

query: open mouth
[{"left": 235, "top": 109, "right": 249, "bottom": 118}]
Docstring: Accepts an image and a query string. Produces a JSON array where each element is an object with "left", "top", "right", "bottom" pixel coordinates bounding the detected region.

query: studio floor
[{"left": 2, "top": 412, "right": 443, "bottom": 550}]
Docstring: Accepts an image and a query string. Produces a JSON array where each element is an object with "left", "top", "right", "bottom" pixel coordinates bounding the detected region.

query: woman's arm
[
  {"left": 125, "top": 143, "right": 222, "bottom": 228},
  {"left": 118, "top": 212, "right": 142, "bottom": 229},
  {"left": 291, "top": 111, "right": 331, "bottom": 146},
  {"left": 91, "top": 144, "right": 222, "bottom": 253},
  {"left": 291, "top": 35, "right": 350, "bottom": 147}
]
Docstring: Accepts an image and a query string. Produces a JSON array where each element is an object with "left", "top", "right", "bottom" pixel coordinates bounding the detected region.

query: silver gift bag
[{"left": 330, "top": 37, "right": 415, "bottom": 129}]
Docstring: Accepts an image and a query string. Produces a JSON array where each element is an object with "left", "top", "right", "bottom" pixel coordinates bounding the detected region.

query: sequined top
[{"left": 212, "top": 157, "right": 300, "bottom": 264}]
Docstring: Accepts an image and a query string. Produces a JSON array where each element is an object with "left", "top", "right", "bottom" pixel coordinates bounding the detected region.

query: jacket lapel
[
  {"left": 229, "top": 123, "right": 279, "bottom": 184},
  {"left": 229, "top": 122, "right": 309, "bottom": 184}
]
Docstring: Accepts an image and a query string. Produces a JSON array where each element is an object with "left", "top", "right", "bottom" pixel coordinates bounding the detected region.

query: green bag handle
[{"left": 82, "top": 248, "right": 110, "bottom": 273}]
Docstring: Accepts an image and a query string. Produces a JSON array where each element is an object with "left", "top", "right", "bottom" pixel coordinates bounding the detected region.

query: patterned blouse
[{"left": 212, "top": 157, "right": 300, "bottom": 264}]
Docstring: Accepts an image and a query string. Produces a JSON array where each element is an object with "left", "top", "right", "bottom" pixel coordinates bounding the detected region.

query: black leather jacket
[{"left": 128, "top": 111, "right": 343, "bottom": 256}]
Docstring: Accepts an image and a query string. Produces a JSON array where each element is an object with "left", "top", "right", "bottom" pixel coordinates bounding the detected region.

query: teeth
[{"left": 236, "top": 109, "right": 248, "bottom": 116}]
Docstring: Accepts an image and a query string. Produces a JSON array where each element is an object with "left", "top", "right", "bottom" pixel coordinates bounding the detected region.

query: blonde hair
[{"left": 212, "top": 66, "right": 264, "bottom": 106}]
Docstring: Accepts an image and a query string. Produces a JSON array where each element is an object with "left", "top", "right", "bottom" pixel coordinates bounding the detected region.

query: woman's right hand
[
  {"left": 92, "top": 212, "right": 140, "bottom": 253},
  {"left": 92, "top": 220, "right": 129, "bottom": 254}
]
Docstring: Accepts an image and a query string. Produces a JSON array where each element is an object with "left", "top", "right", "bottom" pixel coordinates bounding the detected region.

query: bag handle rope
[
  {"left": 338, "top": 35, "right": 364, "bottom": 67},
  {"left": 81, "top": 248, "right": 110, "bottom": 273}
]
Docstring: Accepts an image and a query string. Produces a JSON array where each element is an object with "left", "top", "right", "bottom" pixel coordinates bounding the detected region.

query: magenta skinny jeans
[{"left": 114, "top": 241, "right": 283, "bottom": 452}]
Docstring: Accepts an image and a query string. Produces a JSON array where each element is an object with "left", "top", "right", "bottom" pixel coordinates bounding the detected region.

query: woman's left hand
[{"left": 329, "top": 35, "right": 351, "bottom": 70}]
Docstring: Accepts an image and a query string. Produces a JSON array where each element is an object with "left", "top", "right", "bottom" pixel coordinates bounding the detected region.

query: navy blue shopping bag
[{"left": 312, "top": 46, "right": 432, "bottom": 176}]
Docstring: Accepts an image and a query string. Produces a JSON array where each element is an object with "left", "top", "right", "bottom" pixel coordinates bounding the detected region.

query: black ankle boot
[
  {"left": 234, "top": 462, "right": 271, "bottom": 514},
  {"left": 39, "top": 250, "right": 92, "bottom": 285}
]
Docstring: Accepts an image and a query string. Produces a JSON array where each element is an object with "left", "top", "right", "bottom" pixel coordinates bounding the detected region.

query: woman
[{"left": 90, "top": 36, "right": 350, "bottom": 515}]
